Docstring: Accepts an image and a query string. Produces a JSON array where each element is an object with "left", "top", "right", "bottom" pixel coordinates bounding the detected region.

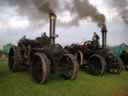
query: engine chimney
[
  {"left": 49, "top": 11, "right": 56, "bottom": 45},
  {"left": 101, "top": 24, "right": 107, "bottom": 48}
]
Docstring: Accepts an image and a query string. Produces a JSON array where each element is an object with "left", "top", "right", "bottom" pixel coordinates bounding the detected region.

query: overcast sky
[{"left": 0, "top": 0, "right": 128, "bottom": 49}]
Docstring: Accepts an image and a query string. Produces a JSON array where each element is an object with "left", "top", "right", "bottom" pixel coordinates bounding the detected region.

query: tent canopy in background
[{"left": 111, "top": 43, "right": 128, "bottom": 57}]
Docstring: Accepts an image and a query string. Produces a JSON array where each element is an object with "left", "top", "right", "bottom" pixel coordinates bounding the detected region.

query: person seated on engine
[
  {"left": 36, "top": 32, "right": 50, "bottom": 46},
  {"left": 41, "top": 32, "right": 47, "bottom": 37},
  {"left": 20, "top": 35, "right": 27, "bottom": 41},
  {"left": 19, "top": 35, "right": 28, "bottom": 45},
  {"left": 91, "top": 32, "right": 100, "bottom": 49}
]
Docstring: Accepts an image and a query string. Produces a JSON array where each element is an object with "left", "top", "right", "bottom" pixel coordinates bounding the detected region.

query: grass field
[{"left": 0, "top": 58, "right": 128, "bottom": 96}]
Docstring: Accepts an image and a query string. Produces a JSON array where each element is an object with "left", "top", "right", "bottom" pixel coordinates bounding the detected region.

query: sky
[{"left": 0, "top": 0, "right": 128, "bottom": 49}]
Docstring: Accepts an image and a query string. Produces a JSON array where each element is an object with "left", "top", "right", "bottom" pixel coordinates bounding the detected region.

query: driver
[
  {"left": 92, "top": 32, "right": 100, "bottom": 49},
  {"left": 92, "top": 32, "right": 99, "bottom": 41},
  {"left": 41, "top": 32, "right": 47, "bottom": 37},
  {"left": 21, "top": 35, "right": 26, "bottom": 40}
]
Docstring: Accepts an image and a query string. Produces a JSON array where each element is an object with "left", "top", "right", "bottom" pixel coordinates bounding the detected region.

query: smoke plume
[
  {"left": 16, "top": 0, "right": 106, "bottom": 27},
  {"left": 106, "top": 0, "right": 128, "bottom": 24},
  {"left": 72, "top": 0, "right": 106, "bottom": 26}
]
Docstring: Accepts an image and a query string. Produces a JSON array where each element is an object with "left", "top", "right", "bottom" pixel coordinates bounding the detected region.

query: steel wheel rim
[{"left": 32, "top": 55, "right": 44, "bottom": 82}]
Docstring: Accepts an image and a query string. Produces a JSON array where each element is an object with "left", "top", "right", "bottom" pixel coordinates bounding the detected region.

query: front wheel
[
  {"left": 109, "top": 57, "right": 123, "bottom": 74},
  {"left": 61, "top": 54, "right": 79, "bottom": 80},
  {"left": 31, "top": 53, "right": 50, "bottom": 84}
]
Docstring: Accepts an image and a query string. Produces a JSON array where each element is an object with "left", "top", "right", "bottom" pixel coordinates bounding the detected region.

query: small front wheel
[
  {"left": 31, "top": 53, "right": 50, "bottom": 84},
  {"left": 62, "top": 54, "right": 79, "bottom": 80},
  {"left": 109, "top": 57, "right": 123, "bottom": 74},
  {"left": 88, "top": 54, "right": 106, "bottom": 75}
]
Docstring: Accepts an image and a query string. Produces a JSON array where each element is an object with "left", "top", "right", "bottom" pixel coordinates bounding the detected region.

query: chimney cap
[{"left": 49, "top": 10, "right": 56, "bottom": 18}]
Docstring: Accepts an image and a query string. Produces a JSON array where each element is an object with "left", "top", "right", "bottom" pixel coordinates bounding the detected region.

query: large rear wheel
[
  {"left": 62, "top": 54, "right": 79, "bottom": 80},
  {"left": 88, "top": 54, "right": 106, "bottom": 75},
  {"left": 8, "top": 46, "right": 23, "bottom": 72},
  {"left": 75, "top": 50, "right": 84, "bottom": 66},
  {"left": 31, "top": 53, "right": 50, "bottom": 84}
]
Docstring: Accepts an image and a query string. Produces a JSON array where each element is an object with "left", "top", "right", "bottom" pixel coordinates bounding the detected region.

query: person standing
[{"left": 92, "top": 32, "right": 100, "bottom": 49}]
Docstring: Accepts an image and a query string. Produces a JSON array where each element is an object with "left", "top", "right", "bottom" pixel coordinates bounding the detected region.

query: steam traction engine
[
  {"left": 65, "top": 24, "right": 123, "bottom": 75},
  {"left": 8, "top": 12, "right": 79, "bottom": 84}
]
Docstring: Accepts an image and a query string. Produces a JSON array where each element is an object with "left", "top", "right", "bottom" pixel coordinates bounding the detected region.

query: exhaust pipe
[
  {"left": 49, "top": 11, "right": 56, "bottom": 45},
  {"left": 101, "top": 24, "right": 107, "bottom": 48}
]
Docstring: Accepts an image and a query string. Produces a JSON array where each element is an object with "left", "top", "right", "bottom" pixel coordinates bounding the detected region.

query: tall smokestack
[
  {"left": 49, "top": 11, "right": 56, "bottom": 45},
  {"left": 101, "top": 24, "right": 108, "bottom": 48}
]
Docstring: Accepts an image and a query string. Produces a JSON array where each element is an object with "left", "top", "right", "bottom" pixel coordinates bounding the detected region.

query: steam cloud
[
  {"left": 106, "top": 0, "right": 128, "bottom": 24},
  {"left": 16, "top": 0, "right": 106, "bottom": 27},
  {"left": 72, "top": 0, "right": 105, "bottom": 26}
]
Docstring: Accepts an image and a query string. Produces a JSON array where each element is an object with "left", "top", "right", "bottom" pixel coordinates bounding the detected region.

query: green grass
[{"left": 0, "top": 58, "right": 128, "bottom": 96}]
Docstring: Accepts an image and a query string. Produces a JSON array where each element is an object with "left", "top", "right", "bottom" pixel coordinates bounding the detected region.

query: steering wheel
[
  {"left": 84, "top": 40, "right": 92, "bottom": 47},
  {"left": 70, "top": 44, "right": 77, "bottom": 48}
]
